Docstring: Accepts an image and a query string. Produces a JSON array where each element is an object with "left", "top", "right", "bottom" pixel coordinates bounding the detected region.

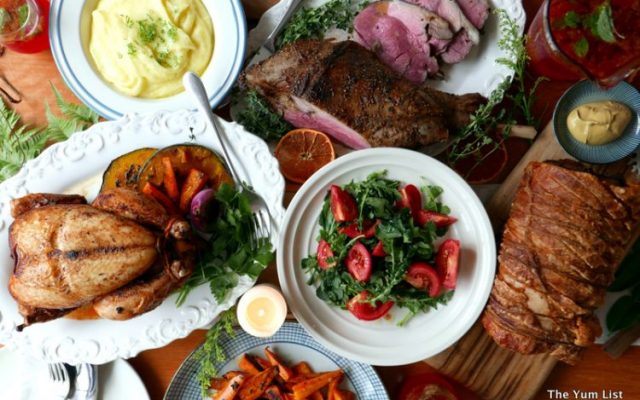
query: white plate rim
[
  {"left": 277, "top": 148, "right": 496, "bottom": 366},
  {"left": 49, "top": 0, "right": 247, "bottom": 120},
  {"left": 0, "top": 109, "right": 285, "bottom": 364}
]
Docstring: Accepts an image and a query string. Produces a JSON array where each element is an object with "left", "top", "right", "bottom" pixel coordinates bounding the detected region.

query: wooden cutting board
[{"left": 423, "top": 121, "right": 640, "bottom": 399}]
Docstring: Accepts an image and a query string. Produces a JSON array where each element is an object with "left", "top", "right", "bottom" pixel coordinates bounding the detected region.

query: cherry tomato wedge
[
  {"left": 317, "top": 240, "right": 336, "bottom": 270},
  {"left": 372, "top": 240, "right": 386, "bottom": 257},
  {"left": 405, "top": 262, "right": 442, "bottom": 297},
  {"left": 346, "top": 291, "right": 394, "bottom": 321},
  {"left": 330, "top": 185, "right": 358, "bottom": 222},
  {"left": 436, "top": 239, "right": 460, "bottom": 289},
  {"left": 339, "top": 219, "right": 380, "bottom": 239},
  {"left": 397, "top": 184, "right": 422, "bottom": 214},
  {"left": 346, "top": 242, "right": 372, "bottom": 282},
  {"left": 398, "top": 372, "right": 459, "bottom": 400},
  {"left": 416, "top": 210, "right": 457, "bottom": 228}
]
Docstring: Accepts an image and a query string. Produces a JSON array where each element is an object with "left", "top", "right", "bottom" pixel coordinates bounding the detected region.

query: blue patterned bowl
[{"left": 553, "top": 80, "right": 640, "bottom": 164}]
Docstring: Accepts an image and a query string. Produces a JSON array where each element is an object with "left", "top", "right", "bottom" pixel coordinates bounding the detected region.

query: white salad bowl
[
  {"left": 277, "top": 148, "right": 496, "bottom": 366},
  {"left": 49, "top": 0, "right": 246, "bottom": 120}
]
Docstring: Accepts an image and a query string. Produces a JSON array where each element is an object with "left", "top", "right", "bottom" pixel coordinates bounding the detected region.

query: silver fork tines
[{"left": 47, "top": 363, "right": 70, "bottom": 399}]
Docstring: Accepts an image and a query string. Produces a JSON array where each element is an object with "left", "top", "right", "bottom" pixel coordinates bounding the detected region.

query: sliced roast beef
[
  {"left": 354, "top": 1, "right": 452, "bottom": 83},
  {"left": 405, "top": 0, "right": 480, "bottom": 43},
  {"left": 455, "top": 0, "right": 490, "bottom": 29},
  {"left": 240, "top": 39, "right": 484, "bottom": 149}
]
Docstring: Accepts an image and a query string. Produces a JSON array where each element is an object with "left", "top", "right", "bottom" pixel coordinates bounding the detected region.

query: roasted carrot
[
  {"left": 142, "top": 182, "right": 179, "bottom": 214},
  {"left": 291, "top": 371, "right": 343, "bottom": 400},
  {"left": 237, "top": 366, "right": 278, "bottom": 400},
  {"left": 265, "top": 347, "right": 295, "bottom": 381},
  {"left": 162, "top": 157, "right": 180, "bottom": 202},
  {"left": 264, "top": 385, "right": 286, "bottom": 400},
  {"left": 254, "top": 356, "right": 272, "bottom": 371},
  {"left": 333, "top": 389, "right": 355, "bottom": 400},
  {"left": 212, "top": 374, "right": 246, "bottom": 400},
  {"left": 292, "top": 362, "right": 314, "bottom": 377},
  {"left": 238, "top": 354, "right": 261, "bottom": 376},
  {"left": 309, "top": 392, "right": 324, "bottom": 400},
  {"left": 179, "top": 168, "right": 207, "bottom": 211},
  {"left": 210, "top": 372, "right": 245, "bottom": 393}
]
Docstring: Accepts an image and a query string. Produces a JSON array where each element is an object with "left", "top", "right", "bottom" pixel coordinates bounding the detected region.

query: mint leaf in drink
[
  {"left": 573, "top": 37, "right": 589, "bottom": 57},
  {"left": 594, "top": 1, "right": 616, "bottom": 43},
  {"left": 17, "top": 4, "right": 28, "bottom": 27},
  {"left": 563, "top": 11, "right": 580, "bottom": 28}
]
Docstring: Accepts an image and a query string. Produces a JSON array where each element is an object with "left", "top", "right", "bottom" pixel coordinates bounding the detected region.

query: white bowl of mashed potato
[{"left": 49, "top": 0, "right": 246, "bottom": 119}]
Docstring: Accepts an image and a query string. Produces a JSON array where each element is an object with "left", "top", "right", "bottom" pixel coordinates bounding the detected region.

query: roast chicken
[
  {"left": 8, "top": 188, "right": 196, "bottom": 328},
  {"left": 482, "top": 161, "right": 640, "bottom": 364}
]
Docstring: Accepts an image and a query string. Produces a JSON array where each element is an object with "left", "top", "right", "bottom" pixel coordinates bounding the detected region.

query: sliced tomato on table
[
  {"left": 317, "top": 240, "right": 336, "bottom": 270},
  {"left": 346, "top": 242, "right": 372, "bottom": 282},
  {"left": 330, "top": 185, "right": 358, "bottom": 222},
  {"left": 416, "top": 210, "right": 457, "bottom": 229},
  {"left": 346, "top": 291, "right": 394, "bottom": 321},
  {"left": 405, "top": 262, "right": 442, "bottom": 297},
  {"left": 339, "top": 219, "right": 380, "bottom": 238},
  {"left": 436, "top": 239, "right": 461, "bottom": 289},
  {"left": 398, "top": 372, "right": 459, "bottom": 400}
]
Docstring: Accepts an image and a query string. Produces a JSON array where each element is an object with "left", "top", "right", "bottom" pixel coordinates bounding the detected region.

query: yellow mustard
[
  {"left": 89, "top": 0, "right": 214, "bottom": 99},
  {"left": 566, "top": 101, "right": 632, "bottom": 145}
]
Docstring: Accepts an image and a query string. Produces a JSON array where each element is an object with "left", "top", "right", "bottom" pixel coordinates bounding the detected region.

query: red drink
[
  {"left": 0, "top": 0, "right": 50, "bottom": 53},
  {"left": 527, "top": 0, "right": 640, "bottom": 88}
]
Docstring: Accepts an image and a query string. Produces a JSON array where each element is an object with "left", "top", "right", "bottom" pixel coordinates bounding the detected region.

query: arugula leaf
[
  {"left": 176, "top": 183, "right": 274, "bottom": 305},
  {"left": 192, "top": 308, "right": 236, "bottom": 398},
  {"left": 236, "top": 90, "right": 292, "bottom": 142}
]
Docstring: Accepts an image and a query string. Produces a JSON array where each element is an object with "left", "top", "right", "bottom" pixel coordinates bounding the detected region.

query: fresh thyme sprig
[{"left": 192, "top": 308, "right": 237, "bottom": 398}]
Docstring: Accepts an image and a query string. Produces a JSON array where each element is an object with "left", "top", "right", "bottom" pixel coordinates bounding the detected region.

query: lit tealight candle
[{"left": 237, "top": 284, "right": 287, "bottom": 337}]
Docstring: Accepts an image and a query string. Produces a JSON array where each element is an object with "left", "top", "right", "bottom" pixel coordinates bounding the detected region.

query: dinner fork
[
  {"left": 182, "top": 72, "right": 272, "bottom": 249},
  {"left": 47, "top": 363, "right": 70, "bottom": 399}
]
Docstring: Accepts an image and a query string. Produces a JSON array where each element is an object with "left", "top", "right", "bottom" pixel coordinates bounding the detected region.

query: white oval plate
[
  {"left": 0, "top": 110, "right": 285, "bottom": 364},
  {"left": 246, "top": 0, "right": 525, "bottom": 98},
  {"left": 277, "top": 148, "right": 496, "bottom": 366},
  {"left": 50, "top": 0, "right": 247, "bottom": 120},
  {"left": 0, "top": 347, "right": 150, "bottom": 400},
  {"left": 165, "top": 322, "right": 388, "bottom": 400}
]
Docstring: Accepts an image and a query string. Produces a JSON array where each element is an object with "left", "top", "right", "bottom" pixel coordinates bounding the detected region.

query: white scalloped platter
[
  {"left": 245, "top": 0, "right": 526, "bottom": 98},
  {"left": 0, "top": 110, "right": 285, "bottom": 364}
]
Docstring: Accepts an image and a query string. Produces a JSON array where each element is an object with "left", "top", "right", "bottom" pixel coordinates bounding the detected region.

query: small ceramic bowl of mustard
[
  {"left": 553, "top": 80, "right": 640, "bottom": 164},
  {"left": 49, "top": 0, "right": 246, "bottom": 120}
]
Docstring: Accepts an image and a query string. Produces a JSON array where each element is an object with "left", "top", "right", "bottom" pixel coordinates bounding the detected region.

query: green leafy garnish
[
  {"left": 563, "top": 11, "right": 580, "bottom": 28},
  {"left": 573, "top": 37, "right": 590, "bottom": 58},
  {"left": 276, "top": 0, "right": 361, "bottom": 50},
  {"left": 585, "top": 1, "right": 616, "bottom": 43},
  {"left": 302, "top": 171, "right": 454, "bottom": 326},
  {"left": 176, "top": 183, "right": 274, "bottom": 306},
  {"left": 192, "top": 308, "right": 236, "bottom": 398},
  {"left": 124, "top": 14, "right": 181, "bottom": 67},
  {"left": 236, "top": 90, "right": 292, "bottom": 141},
  {"left": 0, "top": 8, "right": 10, "bottom": 31},
  {"left": 17, "top": 4, "right": 28, "bottom": 27},
  {"left": 0, "top": 85, "right": 99, "bottom": 183}
]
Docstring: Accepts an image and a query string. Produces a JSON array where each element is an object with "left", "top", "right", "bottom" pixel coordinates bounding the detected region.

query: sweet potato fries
[{"left": 210, "top": 347, "right": 355, "bottom": 400}]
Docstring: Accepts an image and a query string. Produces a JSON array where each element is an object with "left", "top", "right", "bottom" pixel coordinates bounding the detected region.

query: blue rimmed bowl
[
  {"left": 553, "top": 80, "right": 640, "bottom": 164},
  {"left": 49, "top": 0, "right": 247, "bottom": 120}
]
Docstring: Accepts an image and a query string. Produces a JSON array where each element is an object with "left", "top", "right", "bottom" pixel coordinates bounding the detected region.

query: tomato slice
[
  {"left": 346, "top": 242, "right": 372, "bottom": 282},
  {"left": 416, "top": 210, "right": 457, "bottom": 228},
  {"left": 346, "top": 291, "right": 394, "bottom": 321},
  {"left": 405, "top": 262, "right": 442, "bottom": 297},
  {"left": 317, "top": 240, "right": 336, "bottom": 270},
  {"left": 339, "top": 219, "right": 380, "bottom": 239},
  {"left": 397, "top": 184, "right": 422, "bottom": 214},
  {"left": 330, "top": 185, "right": 358, "bottom": 222},
  {"left": 436, "top": 239, "right": 460, "bottom": 289},
  {"left": 372, "top": 240, "right": 386, "bottom": 257},
  {"left": 398, "top": 373, "right": 459, "bottom": 400}
]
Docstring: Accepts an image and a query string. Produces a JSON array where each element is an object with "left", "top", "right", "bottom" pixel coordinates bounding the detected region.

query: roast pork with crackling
[
  {"left": 482, "top": 161, "right": 640, "bottom": 364},
  {"left": 241, "top": 39, "right": 484, "bottom": 149}
]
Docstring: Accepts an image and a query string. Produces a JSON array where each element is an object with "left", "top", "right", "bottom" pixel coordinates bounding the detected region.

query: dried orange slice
[{"left": 274, "top": 129, "right": 336, "bottom": 183}]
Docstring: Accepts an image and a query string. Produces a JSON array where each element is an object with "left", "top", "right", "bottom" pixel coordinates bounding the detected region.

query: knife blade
[
  {"left": 261, "top": 0, "right": 305, "bottom": 53},
  {"left": 73, "top": 363, "right": 98, "bottom": 400}
]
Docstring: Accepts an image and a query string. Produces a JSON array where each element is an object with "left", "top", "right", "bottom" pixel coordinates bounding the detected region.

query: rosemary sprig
[{"left": 193, "top": 308, "right": 236, "bottom": 398}]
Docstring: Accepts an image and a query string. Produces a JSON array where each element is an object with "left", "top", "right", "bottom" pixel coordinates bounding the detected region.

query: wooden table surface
[{"left": 1, "top": 0, "right": 639, "bottom": 399}]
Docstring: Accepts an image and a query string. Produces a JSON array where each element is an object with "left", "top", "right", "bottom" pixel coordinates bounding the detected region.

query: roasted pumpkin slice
[
  {"left": 137, "top": 144, "right": 233, "bottom": 193},
  {"left": 100, "top": 148, "right": 157, "bottom": 192}
]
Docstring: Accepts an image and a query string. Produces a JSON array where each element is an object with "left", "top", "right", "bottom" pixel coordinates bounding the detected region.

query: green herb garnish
[
  {"left": 0, "top": 8, "right": 10, "bottom": 31},
  {"left": 124, "top": 14, "right": 181, "bottom": 67},
  {"left": 17, "top": 4, "right": 28, "bottom": 27},
  {"left": 302, "top": 171, "right": 453, "bottom": 326},
  {"left": 573, "top": 37, "right": 589, "bottom": 58},
  {"left": 276, "top": 0, "right": 360, "bottom": 50},
  {"left": 127, "top": 42, "right": 137, "bottom": 56},
  {"left": 236, "top": 90, "right": 292, "bottom": 141},
  {"left": 0, "top": 84, "right": 99, "bottom": 183},
  {"left": 559, "top": 0, "right": 618, "bottom": 56},
  {"left": 192, "top": 308, "right": 236, "bottom": 398},
  {"left": 176, "top": 183, "right": 274, "bottom": 306}
]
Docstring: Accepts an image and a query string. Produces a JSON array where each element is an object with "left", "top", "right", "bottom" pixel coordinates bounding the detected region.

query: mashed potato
[{"left": 89, "top": 0, "right": 214, "bottom": 98}]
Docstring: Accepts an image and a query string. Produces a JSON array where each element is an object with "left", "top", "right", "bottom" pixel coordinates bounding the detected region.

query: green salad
[{"left": 302, "top": 171, "right": 459, "bottom": 325}]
